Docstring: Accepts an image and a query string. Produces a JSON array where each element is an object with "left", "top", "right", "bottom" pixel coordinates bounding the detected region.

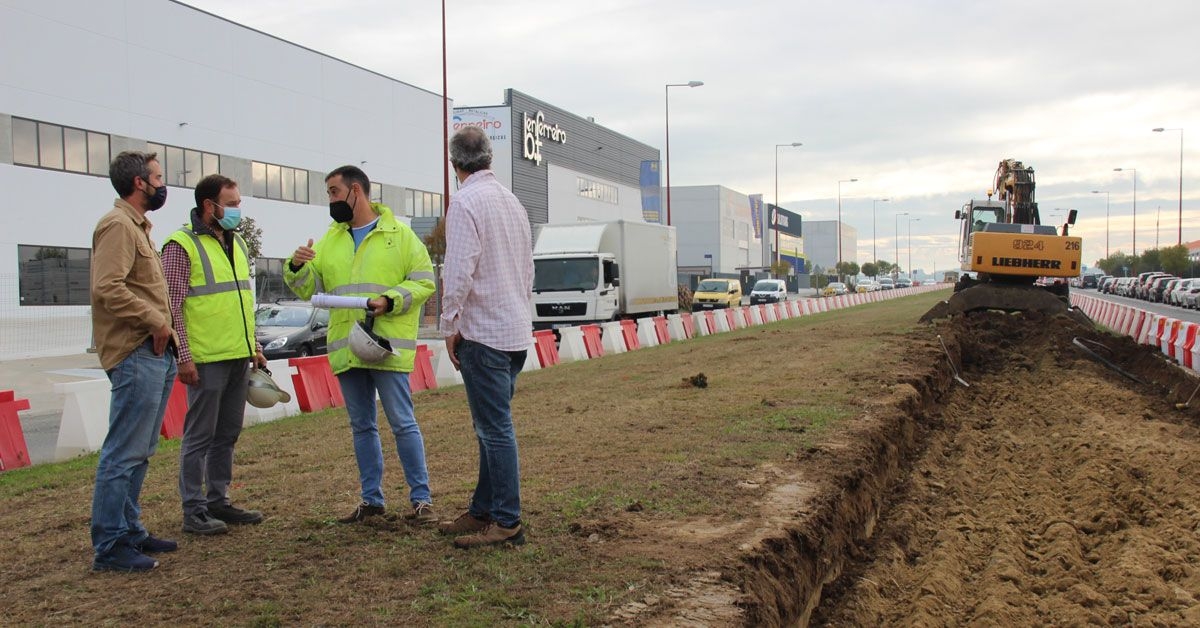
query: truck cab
[{"left": 531, "top": 254, "right": 620, "bottom": 328}]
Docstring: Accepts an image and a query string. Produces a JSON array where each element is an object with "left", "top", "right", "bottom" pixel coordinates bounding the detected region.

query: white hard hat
[
  {"left": 349, "top": 315, "right": 394, "bottom": 363},
  {"left": 247, "top": 368, "right": 291, "bottom": 408}
]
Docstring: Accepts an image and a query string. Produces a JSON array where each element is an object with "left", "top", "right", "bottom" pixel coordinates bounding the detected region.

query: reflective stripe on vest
[
  {"left": 179, "top": 230, "right": 251, "bottom": 296},
  {"left": 328, "top": 336, "right": 418, "bottom": 353},
  {"left": 332, "top": 281, "right": 421, "bottom": 314}
]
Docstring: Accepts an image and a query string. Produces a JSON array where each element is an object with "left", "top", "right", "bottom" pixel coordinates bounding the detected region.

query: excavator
[{"left": 921, "top": 159, "right": 1086, "bottom": 322}]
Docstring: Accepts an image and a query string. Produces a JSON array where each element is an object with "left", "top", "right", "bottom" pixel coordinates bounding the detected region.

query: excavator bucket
[{"left": 920, "top": 283, "right": 1091, "bottom": 325}]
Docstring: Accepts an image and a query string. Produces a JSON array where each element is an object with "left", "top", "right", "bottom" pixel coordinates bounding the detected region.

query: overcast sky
[{"left": 187, "top": 0, "right": 1198, "bottom": 274}]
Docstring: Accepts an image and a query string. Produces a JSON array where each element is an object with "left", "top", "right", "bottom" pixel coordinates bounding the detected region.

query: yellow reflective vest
[
  {"left": 163, "top": 225, "right": 256, "bottom": 364},
  {"left": 284, "top": 204, "right": 435, "bottom": 374}
]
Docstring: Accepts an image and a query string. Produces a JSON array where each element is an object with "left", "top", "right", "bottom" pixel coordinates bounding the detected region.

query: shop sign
[{"left": 522, "top": 111, "right": 566, "bottom": 165}]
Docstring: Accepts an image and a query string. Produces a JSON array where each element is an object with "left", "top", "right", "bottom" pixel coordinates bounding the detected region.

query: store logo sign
[{"left": 522, "top": 111, "right": 566, "bottom": 165}]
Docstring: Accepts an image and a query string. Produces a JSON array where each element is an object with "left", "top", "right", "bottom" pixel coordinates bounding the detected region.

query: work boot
[
  {"left": 182, "top": 512, "right": 229, "bottom": 536},
  {"left": 208, "top": 503, "right": 264, "bottom": 525},
  {"left": 437, "top": 510, "right": 490, "bottom": 536},
  {"left": 403, "top": 502, "right": 438, "bottom": 527},
  {"left": 453, "top": 522, "right": 525, "bottom": 549},
  {"left": 134, "top": 534, "right": 178, "bottom": 554},
  {"left": 92, "top": 544, "right": 159, "bottom": 573},
  {"left": 337, "top": 501, "right": 385, "bottom": 524}
]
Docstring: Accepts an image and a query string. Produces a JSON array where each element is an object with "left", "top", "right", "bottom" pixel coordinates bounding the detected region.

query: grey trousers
[{"left": 179, "top": 359, "right": 249, "bottom": 516}]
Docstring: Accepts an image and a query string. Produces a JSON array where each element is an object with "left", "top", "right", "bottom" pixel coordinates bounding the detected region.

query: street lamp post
[
  {"left": 908, "top": 217, "right": 921, "bottom": 279},
  {"left": 774, "top": 142, "right": 802, "bottom": 265},
  {"left": 837, "top": 178, "right": 857, "bottom": 277},
  {"left": 664, "top": 80, "right": 703, "bottom": 226},
  {"left": 1153, "top": 127, "right": 1184, "bottom": 246},
  {"left": 894, "top": 211, "right": 909, "bottom": 277},
  {"left": 1114, "top": 168, "right": 1137, "bottom": 257},
  {"left": 1091, "top": 190, "right": 1110, "bottom": 259},
  {"left": 872, "top": 198, "right": 889, "bottom": 273}
]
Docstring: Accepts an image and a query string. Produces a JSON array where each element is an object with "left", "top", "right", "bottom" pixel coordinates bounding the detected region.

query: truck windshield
[{"left": 534, "top": 258, "right": 599, "bottom": 292}]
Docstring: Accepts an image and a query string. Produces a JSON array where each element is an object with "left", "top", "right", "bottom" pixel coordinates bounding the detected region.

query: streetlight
[
  {"left": 664, "top": 80, "right": 703, "bottom": 226},
  {"left": 894, "top": 211, "right": 909, "bottom": 277},
  {"left": 1091, "top": 190, "right": 1110, "bottom": 259},
  {"left": 907, "top": 217, "right": 921, "bottom": 278},
  {"left": 871, "top": 198, "right": 889, "bottom": 273},
  {"left": 1152, "top": 127, "right": 1184, "bottom": 246},
  {"left": 837, "top": 178, "right": 857, "bottom": 276},
  {"left": 773, "top": 142, "right": 802, "bottom": 265},
  {"left": 1114, "top": 167, "right": 1137, "bottom": 257}
]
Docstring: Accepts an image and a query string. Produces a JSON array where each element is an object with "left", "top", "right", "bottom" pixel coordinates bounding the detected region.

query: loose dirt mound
[{"left": 810, "top": 312, "right": 1200, "bottom": 626}]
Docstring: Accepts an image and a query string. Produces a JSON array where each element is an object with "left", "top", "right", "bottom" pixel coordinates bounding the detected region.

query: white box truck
[{"left": 531, "top": 220, "right": 678, "bottom": 329}]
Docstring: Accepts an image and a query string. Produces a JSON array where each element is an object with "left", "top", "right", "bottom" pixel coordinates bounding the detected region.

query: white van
[{"left": 749, "top": 279, "right": 788, "bottom": 304}]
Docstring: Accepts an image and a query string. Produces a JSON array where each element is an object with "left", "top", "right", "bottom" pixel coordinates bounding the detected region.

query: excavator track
[{"left": 920, "top": 282, "right": 1091, "bottom": 326}]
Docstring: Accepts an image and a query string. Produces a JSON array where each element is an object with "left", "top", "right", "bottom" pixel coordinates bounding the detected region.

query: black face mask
[
  {"left": 329, "top": 188, "right": 357, "bottom": 223},
  {"left": 145, "top": 181, "right": 167, "bottom": 211}
]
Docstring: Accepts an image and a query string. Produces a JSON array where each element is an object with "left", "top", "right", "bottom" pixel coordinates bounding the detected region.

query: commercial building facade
[
  {"left": 452, "top": 90, "right": 661, "bottom": 228},
  {"left": 0, "top": 0, "right": 449, "bottom": 359},
  {"left": 803, "top": 220, "right": 858, "bottom": 274},
  {"left": 669, "top": 185, "right": 767, "bottom": 277}
]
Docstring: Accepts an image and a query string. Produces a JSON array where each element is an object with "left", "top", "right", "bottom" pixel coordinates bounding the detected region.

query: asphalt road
[{"left": 1076, "top": 288, "right": 1200, "bottom": 324}]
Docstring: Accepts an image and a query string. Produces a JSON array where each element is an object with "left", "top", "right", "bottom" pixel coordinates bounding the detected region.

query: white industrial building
[
  {"left": 802, "top": 220, "right": 857, "bottom": 274},
  {"left": 0, "top": 0, "right": 449, "bottom": 359},
  {"left": 668, "top": 185, "right": 767, "bottom": 279}
]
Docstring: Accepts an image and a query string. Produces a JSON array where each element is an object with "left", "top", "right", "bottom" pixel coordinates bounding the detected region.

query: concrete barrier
[
  {"left": 557, "top": 326, "right": 590, "bottom": 363},
  {"left": 53, "top": 378, "right": 110, "bottom": 461}
]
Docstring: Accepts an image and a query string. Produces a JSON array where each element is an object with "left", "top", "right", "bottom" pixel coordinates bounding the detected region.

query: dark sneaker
[
  {"left": 337, "top": 501, "right": 385, "bottom": 524},
  {"left": 134, "top": 534, "right": 178, "bottom": 553},
  {"left": 437, "top": 510, "right": 490, "bottom": 536},
  {"left": 208, "top": 503, "right": 264, "bottom": 525},
  {"left": 93, "top": 545, "right": 159, "bottom": 573},
  {"left": 182, "top": 512, "right": 230, "bottom": 536},
  {"left": 453, "top": 522, "right": 525, "bottom": 549},
  {"left": 404, "top": 502, "right": 438, "bottom": 527}
]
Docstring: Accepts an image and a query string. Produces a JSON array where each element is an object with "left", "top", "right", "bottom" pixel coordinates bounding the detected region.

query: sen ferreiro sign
[{"left": 522, "top": 111, "right": 566, "bottom": 165}]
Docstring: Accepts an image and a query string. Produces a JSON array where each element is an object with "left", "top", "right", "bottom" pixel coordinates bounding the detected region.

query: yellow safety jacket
[
  {"left": 164, "top": 225, "right": 256, "bottom": 364},
  {"left": 284, "top": 204, "right": 435, "bottom": 374}
]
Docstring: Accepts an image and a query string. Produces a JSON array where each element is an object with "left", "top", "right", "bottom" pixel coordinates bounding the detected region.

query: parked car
[
  {"left": 823, "top": 282, "right": 849, "bottom": 297},
  {"left": 1148, "top": 275, "right": 1178, "bottom": 302},
  {"left": 1167, "top": 278, "right": 1194, "bottom": 306},
  {"left": 1081, "top": 274, "right": 1101, "bottom": 289},
  {"left": 749, "top": 279, "right": 788, "bottom": 304},
  {"left": 878, "top": 277, "right": 895, "bottom": 290},
  {"left": 895, "top": 277, "right": 913, "bottom": 288},
  {"left": 856, "top": 280, "right": 877, "bottom": 293},
  {"left": 1184, "top": 285, "right": 1200, "bottom": 309},
  {"left": 1116, "top": 276, "right": 1137, "bottom": 297},
  {"left": 1136, "top": 272, "right": 1171, "bottom": 300},
  {"left": 1098, "top": 276, "right": 1116, "bottom": 294},
  {"left": 692, "top": 278, "right": 742, "bottom": 311},
  {"left": 255, "top": 301, "right": 330, "bottom": 359}
]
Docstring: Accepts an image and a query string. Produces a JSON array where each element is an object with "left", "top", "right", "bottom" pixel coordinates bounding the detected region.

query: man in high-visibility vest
[
  {"left": 285, "top": 165, "right": 438, "bottom": 525},
  {"left": 163, "top": 174, "right": 266, "bottom": 537}
]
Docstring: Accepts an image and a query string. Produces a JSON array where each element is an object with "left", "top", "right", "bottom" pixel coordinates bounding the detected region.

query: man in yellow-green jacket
[{"left": 285, "top": 165, "right": 438, "bottom": 525}]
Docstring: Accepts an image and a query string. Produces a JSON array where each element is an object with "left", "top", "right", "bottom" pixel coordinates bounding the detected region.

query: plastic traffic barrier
[
  {"left": 410, "top": 344, "right": 438, "bottom": 392},
  {"left": 581, "top": 324, "right": 605, "bottom": 358},
  {"left": 620, "top": 319, "right": 641, "bottom": 351},
  {"left": 289, "top": 355, "right": 342, "bottom": 412},
  {"left": 0, "top": 391, "right": 31, "bottom": 471},
  {"left": 160, "top": 379, "right": 189, "bottom": 439},
  {"left": 532, "top": 329, "right": 560, "bottom": 368}
]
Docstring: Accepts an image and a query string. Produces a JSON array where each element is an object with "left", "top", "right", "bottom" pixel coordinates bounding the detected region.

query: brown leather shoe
[
  {"left": 337, "top": 501, "right": 385, "bottom": 524},
  {"left": 437, "top": 511, "right": 490, "bottom": 535},
  {"left": 403, "top": 502, "right": 438, "bottom": 526},
  {"left": 453, "top": 522, "right": 525, "bottom": 549}
]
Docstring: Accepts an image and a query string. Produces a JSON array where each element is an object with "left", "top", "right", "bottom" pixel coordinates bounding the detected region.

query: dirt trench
[{"left": 729, "top": 311, "right": 1200, "bottom": 626}]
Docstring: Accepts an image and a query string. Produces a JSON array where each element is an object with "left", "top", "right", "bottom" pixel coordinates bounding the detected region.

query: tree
[
  {"left": 1138, "top": 248, "right": 1162, "bottom": 274},
  {"left": 1096, "top": 251, "right": 1135, "bottom": 276},
  {"left": 1159, "top": 244, "right": 1190, "bottom": 276},
  {"left": 876, "top": 260, "right": 895, "bottom": 278},
  {"left": 769, "top": 260, "right": 792, "bottom": 278},
  {"left": 423, "top": 217, "right": 446, "bottom": 264},
  {"left": 861, "top": 262, "right": 879, "bottom": 278},
  {"left": 835, "top": 261, "right": 859, "bottom": 278},
  {"left": 239, "top": 217, "right": 263, "bottom": 276}
]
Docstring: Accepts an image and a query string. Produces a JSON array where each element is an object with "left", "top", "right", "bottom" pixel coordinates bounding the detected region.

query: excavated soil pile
[{"left": 805, "top": 312, "right": 1200, "bottom": 626}]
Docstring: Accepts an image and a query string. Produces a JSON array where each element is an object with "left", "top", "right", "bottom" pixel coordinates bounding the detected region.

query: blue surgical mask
[{"left": 217, "top": 207, "right": 242, "bottom": 230}]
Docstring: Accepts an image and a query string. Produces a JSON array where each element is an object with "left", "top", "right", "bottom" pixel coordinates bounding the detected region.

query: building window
[
  {"left": 254, "top": 257, "right": 293, "bottom": 304},
  {"left": 370, "top": 182, "right": 383, "bottom": 204},
  {"left": 12, "top": 117, "right": 110, "bottom": 176},
  {"left": 404, "top": 189, "right": 443, "bottom": 218},
  {"left": 577, "top": 177, "right": 618, "bottom": 204},
  {"left": 147, "top": 142, "right": 220, "bottom": 188},
  {"left": 250, "top": 161, "right": 310, "bottom": 203},
  {"left": 18, "top": 245, "right": 91, "bottom": 306}
]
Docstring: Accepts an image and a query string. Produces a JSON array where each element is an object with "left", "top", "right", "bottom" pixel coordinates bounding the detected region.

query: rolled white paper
[{"left": 311, "top": 294, "right": 370, "bottom": 309}]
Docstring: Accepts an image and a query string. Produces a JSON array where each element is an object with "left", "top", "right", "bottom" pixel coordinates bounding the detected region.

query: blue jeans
[
  {"left": 457, "top": 339, "right": 525, "bottom": 528},
  {"left": 336, "top": 368, "right": 431, "bottom": 507},
  {"left": 91, "top": 341, "right": 177, "bottom": 557}
]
